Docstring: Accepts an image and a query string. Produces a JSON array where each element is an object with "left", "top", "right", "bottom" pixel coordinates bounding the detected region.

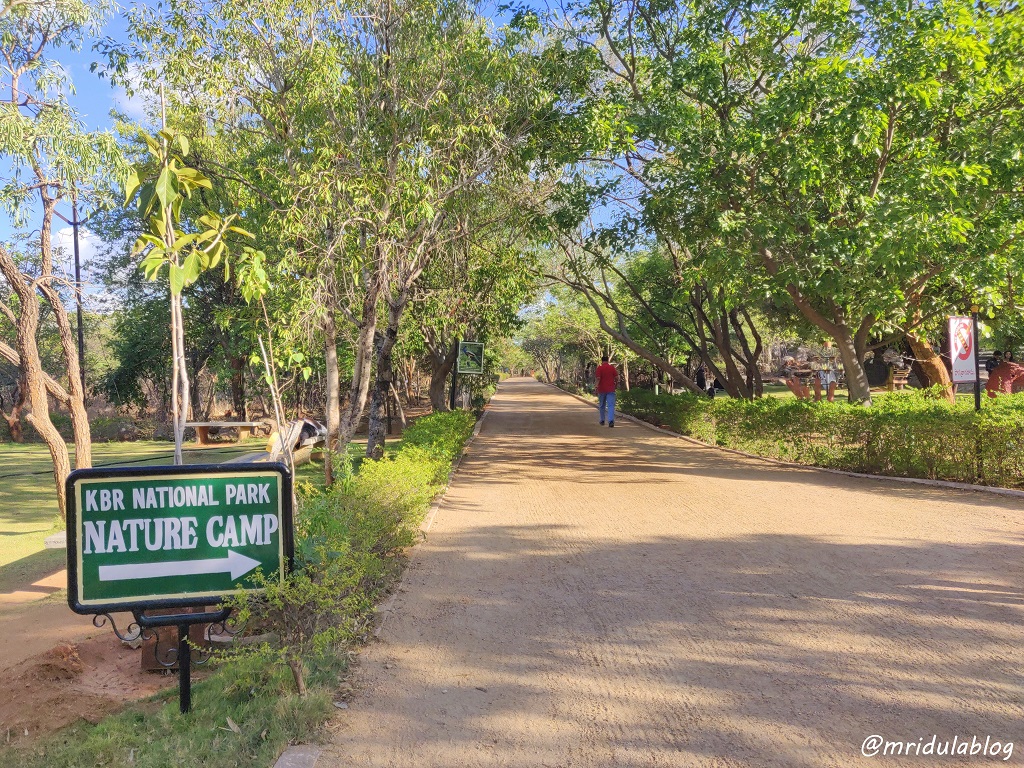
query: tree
[
  {"left": 552, "top": 0, "right": 1024, "bottom": 403},
  {"left": 125, "top": 127, "right": 255, "bottom": 464},
  {"left": 410, "top": 186, "right": 540, "bottom": 412},
  {"left": 0, "top": 0, "right": 124, "bottom": 516}
]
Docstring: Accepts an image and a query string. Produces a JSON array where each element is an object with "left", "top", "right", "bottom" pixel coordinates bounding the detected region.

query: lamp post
[{"left": 54, "top": 198, "right": 87, "bottom": 394}]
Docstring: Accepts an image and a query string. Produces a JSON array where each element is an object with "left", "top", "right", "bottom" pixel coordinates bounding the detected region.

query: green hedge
[
  {"left": 400, "top": 410, "right": 476, "bottom": 464},
  {"left": 618, "top": 389, "right": 1024, "bottom": 488}
]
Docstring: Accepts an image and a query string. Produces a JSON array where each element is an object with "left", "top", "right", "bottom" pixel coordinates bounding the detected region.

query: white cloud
[
  {"left": 53, "top": 226, "right": 121, "bottom": 312},
  {"left": 54, "top": 225, "right": 101, "bottom": 267},
  {"left": 113, "top": 82, "right": 151, "bottom": 123},
  {"left": 111, "top": 64, "right": 152, "bottom": 123}
]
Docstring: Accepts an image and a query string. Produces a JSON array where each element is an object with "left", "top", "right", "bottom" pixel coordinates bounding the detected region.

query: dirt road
[{"left": 320, "top": 377, "right": 1024, "bottom": 767}]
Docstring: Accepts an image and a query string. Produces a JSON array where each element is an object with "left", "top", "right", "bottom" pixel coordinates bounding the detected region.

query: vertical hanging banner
[
  {"left": 457, "top": 341, "right": 485, "bottom": 375},
  {"left": 67, "top": 463, "right": 293, "bottom": 614},
  {"left": 948, "top": 316, "right": 977, "bottom": 384}
]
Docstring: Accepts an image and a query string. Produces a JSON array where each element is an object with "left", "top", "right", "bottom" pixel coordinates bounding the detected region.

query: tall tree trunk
[
  {"left": 366, "top": 303, "right": 402, "bottom": 460},
  {"left": 0, "top": 247, "right": 71, "bottom": 517},
  {"left": 35, "top": 202, "right": 92, "bottom": 469},
  {"left": 906, "top": 330, "right": 954, "bottom": 403},
  {"left": 428, "top": 340, "right": 457, "bottom": 412},
  {"left": 834, "top": 325, "right": 872, "bottom": 404},
  {"left": 338, "top": 272, "right": 381, "bottom": 444},
  {"left": 622, "top": 356, "right": 630, "bottom": 391},
  {"left": 338, "top": 312, "right": 376, "bottom": 444},
  {"left": 389, "top": 382, "right": 407, "bottom": 429},
  {"left": 170, "top": 293, "right": 191, "bottom": 464},
  {"left": 229, "top": 356, "right": 246, "bottom": 419},
  {"left": 404, "top": 358, "right": 416, "bottom": 404}
]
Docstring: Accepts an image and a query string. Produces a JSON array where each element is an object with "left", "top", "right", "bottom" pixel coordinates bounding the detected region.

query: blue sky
[{"left": 1, "top": 3, "right": 150, "bottom": 302}]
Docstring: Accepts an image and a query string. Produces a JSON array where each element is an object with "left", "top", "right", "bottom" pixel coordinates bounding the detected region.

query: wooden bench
[
  {"left": 185, "top": 421, "right": 262, "bottom": 445},
  {"left": 888, "top": 366, "right": 912, "bottom": 391}
]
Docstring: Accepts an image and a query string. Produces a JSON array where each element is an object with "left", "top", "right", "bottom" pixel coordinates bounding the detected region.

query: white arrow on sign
[{"left": 98, "top": 550, "right": 262, "bottom": 582}]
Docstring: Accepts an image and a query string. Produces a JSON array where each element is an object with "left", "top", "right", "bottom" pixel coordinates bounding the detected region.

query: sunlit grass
[{"left": 0, "top": 441, "right": 258, "bottom": 592}]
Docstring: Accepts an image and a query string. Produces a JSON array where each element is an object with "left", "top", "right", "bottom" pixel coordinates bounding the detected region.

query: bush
[
  {"left": 229, "top": 409, "right": 476, "bottom": 694},
  {"left": 89, "top": 416, "right": 141, "bottom": 442},
  {"left": 401, "top": 410, "right": 476, "bottom": 464},
  {"left": 617, "top": 389, "right": 1024, "bottom": 488}
]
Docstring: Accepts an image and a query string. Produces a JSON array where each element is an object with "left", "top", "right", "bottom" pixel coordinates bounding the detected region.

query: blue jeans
[{"left": 598, "top": 391, "right": 616, "bottom": 423}]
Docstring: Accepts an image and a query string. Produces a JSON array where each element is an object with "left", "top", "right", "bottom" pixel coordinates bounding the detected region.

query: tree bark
[
  {"left": 367, "top": 298, "right": 403, "bottom": 460},
  {"left": 403, "top": 358, "right": 417, "bottom": 404},
  {"left": 428, "top": 340, "right": 457, "bottom": 412},
  {"left": 0, "top": 246, "right": 72, "bottom": 517},
  {"left": 170, "top": 292, "right": 191, "bottom": 464},
  {"left": 906, "top": 330, "right": 954, "bottom": 403},
  {"left": 35, "top": 202, "right": 92, "bottom": 469},
  {"left": 834, "top": 325, "right": 873, "bottom": 404},
  {"left": 338, "top": 283, "right": 379, "bottom": 444},
  {"left": 288, "top": 657, "right": 307, "bottom": 697}
]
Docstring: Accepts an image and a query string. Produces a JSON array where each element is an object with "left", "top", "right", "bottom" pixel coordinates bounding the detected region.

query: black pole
[
  {"left": 178, "top": 623, "right": 192, "bottom": 713},
  {"left": 72, "top": 200, "right": 86, "bottom": 394},
  {"left": 449, "top": 339, "right": 459, "bottom": 411},
  {"left": 972, "top": 306, "right": 981, "bottom": 412}
]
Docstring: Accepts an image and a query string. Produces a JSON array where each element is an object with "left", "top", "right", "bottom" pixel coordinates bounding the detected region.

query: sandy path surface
[{"left": 319, "top": 377, "right": 1024, "bottom": 767}]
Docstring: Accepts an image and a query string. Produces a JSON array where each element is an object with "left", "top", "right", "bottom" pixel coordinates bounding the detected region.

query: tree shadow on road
[{"left": 350, "top": 518, "right": 1024, "bottom": 767}]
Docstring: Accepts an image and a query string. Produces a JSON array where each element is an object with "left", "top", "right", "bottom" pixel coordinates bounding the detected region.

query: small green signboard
[
  {"left": 457, "top": 341, "right": 484, "bottom": 375},
  {"left": 66, "top": 464, "right": 293, "bottom": 614}
]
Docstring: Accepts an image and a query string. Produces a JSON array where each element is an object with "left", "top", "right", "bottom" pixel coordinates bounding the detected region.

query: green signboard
[
  {"left": 66, "top": 464, "right": 293, "bottom": 615},
  {"left": 457, "top": 341, "right": 484, "bottom": 375}
]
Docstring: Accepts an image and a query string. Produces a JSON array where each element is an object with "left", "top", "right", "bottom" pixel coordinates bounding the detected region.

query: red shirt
[{"left": 595, "top": 363, "right": 618, "bottom": 394}]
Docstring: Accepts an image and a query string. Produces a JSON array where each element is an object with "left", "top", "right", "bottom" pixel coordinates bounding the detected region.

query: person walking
[
  {"left": 595, "top": 354, "right": 618, "bottom": 428},
  {"left": 813, "top": 340, "right": 841, "bottom": 403}
]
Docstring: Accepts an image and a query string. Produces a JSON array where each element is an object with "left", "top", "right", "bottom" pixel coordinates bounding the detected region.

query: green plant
[
  {"left": 401, "top": 411, "right": 476, "bottom": 464},
  {"left": 616, "top": 389, "right": 1024, "bottom": 488},
  {"left": 227, "top": 411, "right": 474, "bottom": 695}
]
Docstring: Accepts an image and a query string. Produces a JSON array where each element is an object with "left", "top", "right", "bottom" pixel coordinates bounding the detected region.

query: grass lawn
[
  {"left": 0, "top": 441, "right": 260, "bottom": 595},
  {"left": 0, "top": 437, "right": 406, "bottom": 595}
]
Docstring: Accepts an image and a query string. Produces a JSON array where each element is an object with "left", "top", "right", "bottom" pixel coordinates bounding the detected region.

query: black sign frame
[{"left": 66, "top": 462, "right": 294, "bottom": 616}]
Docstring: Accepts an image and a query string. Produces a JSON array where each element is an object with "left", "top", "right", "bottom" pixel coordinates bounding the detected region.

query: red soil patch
[{"left": 0, "top": 634, "right": 175, "bottom": 747}]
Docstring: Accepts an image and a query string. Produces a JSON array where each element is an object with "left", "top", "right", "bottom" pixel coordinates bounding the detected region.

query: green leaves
[{"left": 127, "top": 130, "right": 256, "bottom": 296}]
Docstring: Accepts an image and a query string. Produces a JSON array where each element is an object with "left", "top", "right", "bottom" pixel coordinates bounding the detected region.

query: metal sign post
[
  {"left": 970, "top": 305, "right": 982, "bottom": 412},
  {"left": 66, "top": 463, "right": 293, "bottom": 713}
]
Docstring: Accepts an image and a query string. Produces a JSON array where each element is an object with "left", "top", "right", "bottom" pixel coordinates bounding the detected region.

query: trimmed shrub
[
  {"left": 401, "top": 410, "right": 475, "bottom": 464},
  {"left": 618, "top": 389, "right": 1024, "bottom": 488},
  {"left": 229, "top": 409, "right": 477, "bottom": 694}
]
